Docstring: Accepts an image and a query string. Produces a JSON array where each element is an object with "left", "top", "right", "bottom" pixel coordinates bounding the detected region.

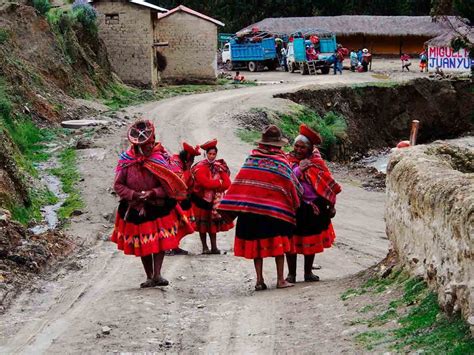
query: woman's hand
[
  {"left": 299, "top": 159, "right": 311, "bottom": 172},
  {"left": 138, "top": 190, "right": 154, "bottom": 201}
]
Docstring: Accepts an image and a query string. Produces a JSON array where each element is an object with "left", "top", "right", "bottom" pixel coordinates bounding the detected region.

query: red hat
[
  {"left": 200, "top": 139, "right": 218, "bottom": 151},
  {"left": 299, "top": 124, "right": 322, "bottom": 145},
  {"left": 127, "top": 120, "right": 155, "bottom": 146},
  {"left": 183, "top": 142, "right": 201, "bottom": 156}
]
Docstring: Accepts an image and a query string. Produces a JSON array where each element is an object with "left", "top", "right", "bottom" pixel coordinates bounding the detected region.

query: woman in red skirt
[
  {"left": 111, "top": 120, "right": 193, "bottom": 288},
  {"left": 286, "top": 124, "right": 342, "bottom": 283},
  {"left": 218, "top": 125, "right": 302, "bottom": 290},
  {"left": 167, "top": 142, "right": 201, "bottom": 255},
  {"left": 191, "top": 139, "right": 233, "bottom": 254}
]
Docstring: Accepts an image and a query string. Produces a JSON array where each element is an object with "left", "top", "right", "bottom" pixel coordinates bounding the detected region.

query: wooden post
[{"left": 409, "top": 120, "right": 420, "bottom": 146}]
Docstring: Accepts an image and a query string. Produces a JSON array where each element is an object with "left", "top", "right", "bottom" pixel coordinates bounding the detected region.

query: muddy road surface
[{"left": 0, "top": 74, "right": 394, "bottom": 353}]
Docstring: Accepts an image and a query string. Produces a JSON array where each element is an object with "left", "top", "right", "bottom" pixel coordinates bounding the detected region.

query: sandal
[
  {"left": 153, "top": 276, "right": 169, "bottom": 286},
  {"left": 140, "top": 278, "right": 155, "bottom": 288},
  {"left": 210, "top": 249, "right": 221, "bottom": 255},
  {"left": 304, "top": 273, "right": 320, "bottom": 282},
  {"left": 255, "top": 283, "right": 268, "bottom": 291},
  {"left": 202, "top": 249, "right": 211, "bottom": 255},
  {"left": 285, "top": 274, "right": 296, "bottom": 284},
  {"left": 173, "top": 248, "right": 189, "bottom": 255}
]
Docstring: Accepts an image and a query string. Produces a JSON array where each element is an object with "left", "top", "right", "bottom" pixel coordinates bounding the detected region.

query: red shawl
[
  {"left": 288, "top": 150, "right": 341, "bottom": 205},
  {"left": 218, "top": 148, "right": 302, "bottom": 225},
  {"left": 116, "top": 144, "right": 187, "bottom": 200}
]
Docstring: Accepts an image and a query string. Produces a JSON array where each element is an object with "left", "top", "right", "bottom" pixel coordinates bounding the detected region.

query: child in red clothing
[{"left": 191, "top": 139, "right": 233, "bottom": 254}]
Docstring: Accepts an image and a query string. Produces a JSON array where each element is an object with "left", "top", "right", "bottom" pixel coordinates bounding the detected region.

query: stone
[
  {"left": 101, "top": 326, "right": 111, "bottom": 335},
  {"left": 0, "top": 209, "right": 11, "bottom": 222}
]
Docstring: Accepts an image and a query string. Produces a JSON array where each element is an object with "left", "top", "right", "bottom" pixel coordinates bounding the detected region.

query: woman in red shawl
[
  {"left": 167, "top": 142, "right": 201, "bottom": 256},
  {"left": 218, "top": 125, "right": 302, "bottom": 290},
  {"left": 111, "top": 120, "right": 193, "bottom": 288},
  {"left": 191, "top": 139, "right": 233, "bottom": 254},
  {"left": 286, "top": 124, "right": 342, "bottom": 283}
]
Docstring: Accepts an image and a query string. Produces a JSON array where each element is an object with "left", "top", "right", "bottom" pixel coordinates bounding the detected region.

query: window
[{"left": 105, "top": 13, "right": 119, "bottom": 25}]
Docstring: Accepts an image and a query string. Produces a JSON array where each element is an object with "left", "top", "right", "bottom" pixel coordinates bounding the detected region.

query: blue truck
[
  {"left": 286, "top": 30, "right": 337, "bottom": 75},
  {"left": 222, "top": 37, "right": 279, "bottom": 72}
]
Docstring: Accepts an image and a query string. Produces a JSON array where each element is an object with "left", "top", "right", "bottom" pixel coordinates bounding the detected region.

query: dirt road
[{"left": 0, "top": 72, "right": 400, "bottom": 353}]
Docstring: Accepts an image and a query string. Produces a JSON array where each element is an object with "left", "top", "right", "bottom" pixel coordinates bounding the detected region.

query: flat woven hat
[{"left": 127, "top": 120, "right": 155, "bottom": 145}]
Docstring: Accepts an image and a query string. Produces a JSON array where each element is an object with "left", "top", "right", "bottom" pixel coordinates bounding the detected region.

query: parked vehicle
[
  {"left": 287, "top": 30, "right": 337, "bottom": 75},
  {"left": 222, "top": 37, "right": 279, "bottom": 72}
]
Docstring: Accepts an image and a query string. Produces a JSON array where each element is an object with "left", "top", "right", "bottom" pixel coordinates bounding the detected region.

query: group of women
[{"left": 111, "top": 119, "right": 341, "bottom": 290}]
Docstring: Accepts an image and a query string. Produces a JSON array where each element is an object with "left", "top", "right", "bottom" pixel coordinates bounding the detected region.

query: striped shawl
[{"left": 218, "top": 148, "right": 302, "bottom": 225}]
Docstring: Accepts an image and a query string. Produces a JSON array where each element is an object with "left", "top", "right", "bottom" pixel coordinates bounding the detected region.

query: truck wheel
[
  {"left": 321, "top": 66, "right": 330, "bottom": 75},
  {"left": 226, "top": 61, "right": 233, "bottom": 71},
  {"left": 300, "top": 63, "right": 307, "bottom": 75},
  {"left": 248, "top": 61, "right": 257, "bottom": 72}
]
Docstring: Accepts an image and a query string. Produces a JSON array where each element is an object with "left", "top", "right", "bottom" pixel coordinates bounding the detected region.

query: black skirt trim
[
  {"left": 236, "top": 213, "right": 294, "bottom": 240},
  {"left": 118, "top": 199, "right": 177, "bottom": 225}
]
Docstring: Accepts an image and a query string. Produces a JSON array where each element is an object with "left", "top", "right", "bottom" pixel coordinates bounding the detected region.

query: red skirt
[
  {"left": 111, "top": 204, "right": 194, "bottom": 257},
  {"left": 234, "top": 213, "right": 294, "bottom": 259},
  {"left": 234, "top": 235, "right": 291, "bottom": 259},
  {"left": 192, "top": 203, "right": 234, "bottom": 234},
  {"left": 291, "top": 223, "right": 336, "bottom": 255}
]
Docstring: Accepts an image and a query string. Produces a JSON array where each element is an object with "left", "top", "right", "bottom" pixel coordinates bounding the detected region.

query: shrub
[
  {"left": 32, "top": 0, "right": 51, "bottom": 15},
  {"left": 72, "top": 0, "right": 98, "bottom": 33}
]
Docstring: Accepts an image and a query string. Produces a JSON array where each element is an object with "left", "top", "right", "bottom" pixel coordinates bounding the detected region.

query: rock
[
  {"left": 0, "top": 209, "right": 11, "bottom": 222},
  {"left": 75, "top": 138, "right": 93, "bottom": 150},
  {"left": 468, "top": 316, "right": 474, "bottom": 326},
  {"left": 101, "top": 326, "right": 111, "bottom": 335},
  {"left": 164, "top": 339, "right": 173, "bottom": 348},
  {"left": 71, "top": 210, "right": 84, "bottom": 216},
  {"left": 197, "top": 304, "right": 205, "bottom": 309}
]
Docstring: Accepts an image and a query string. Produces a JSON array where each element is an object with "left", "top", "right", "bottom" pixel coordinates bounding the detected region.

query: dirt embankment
[
  {"left": 277, "top": 78, "right": 474, "bottom": 160},
  {"left": 0, "top": 2, "right": 114, "bottom": 122}
]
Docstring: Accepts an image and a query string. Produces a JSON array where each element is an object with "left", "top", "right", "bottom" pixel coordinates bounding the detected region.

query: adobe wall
[
  {"left": 385, "top": 137, "right": 474, "bottom": 324},
  {"left": 156, "top": 11, "right": 217, "bottom": 83},
  {"left": 94, "top": 1, "right": 156, "bottom": 87}
]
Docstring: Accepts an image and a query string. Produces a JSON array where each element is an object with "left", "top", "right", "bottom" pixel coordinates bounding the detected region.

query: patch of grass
[
  {"left": 33, "top": 0, "right": 51, "bottom": 15},
  {"left": 0, "top": 29, "right": 9, "bottom": 44},
  {"left": 275, "top": 106, "right": 347, "bottom": 155},
  {"left": 392, "top": 292, "right": 474, "bottom": 353},
  {"left": 351, "top": 81, "right": 400, "bottom": 89},
  {"left": 102, "top": 82, "right": 241, "bottom": 111},
  {"left": 355, "top": 330, "right": 388, "bottom": 350},
  {"left": 50, "top": 148, "right": 83, "bottom": 219},
  {"left": 237, "top": 128, "right": 260, "bottom": 144},
  {"left": 347, "top": 269, "right": 474, "bottom": 353},
  {"left": 341, "top": 288, "right": 366, "bottom": 301},
  {"left": 10, "top": 188, "right": 58, "bottom": 225},
  {"left": 358, "top": 304, "right": 376, "bottom": 314}
]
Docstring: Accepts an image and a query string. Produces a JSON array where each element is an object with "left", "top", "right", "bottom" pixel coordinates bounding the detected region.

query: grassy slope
[{"left": 342, "top": 268, "right": 474, "bottom": 353}]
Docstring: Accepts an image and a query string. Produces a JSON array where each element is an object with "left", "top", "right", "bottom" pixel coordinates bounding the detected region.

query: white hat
[{"left": 362, "top": 48, "right": 368, "bottom": 53}]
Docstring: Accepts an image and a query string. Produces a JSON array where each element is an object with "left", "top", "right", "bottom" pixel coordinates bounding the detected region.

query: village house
[
  {"left": 91, "top": 0, "right": 223, "bottom": 87},
  {"left": 238, "top": 16, "right": 467, "bottom": 55}
]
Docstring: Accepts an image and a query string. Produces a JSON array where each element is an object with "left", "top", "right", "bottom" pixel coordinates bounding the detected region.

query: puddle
[
  {"left": 361, "top": 151, "right": 391, "bottom": 174},
  {"left": 29, "top": 159, "right": 67, "bottom": 235}
]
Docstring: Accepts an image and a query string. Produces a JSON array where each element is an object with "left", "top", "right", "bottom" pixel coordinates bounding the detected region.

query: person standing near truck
[
  {"left": 280, "top": 47, "right": 288, "bottom": 72},
  {"left": 361, "top": 48, "right": 372, "bottom": 72}
]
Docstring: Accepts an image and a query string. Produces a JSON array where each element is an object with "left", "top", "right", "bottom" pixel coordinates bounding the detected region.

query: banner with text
[{"left": 428, "top": 46, "right": 473, "bottom": 72}]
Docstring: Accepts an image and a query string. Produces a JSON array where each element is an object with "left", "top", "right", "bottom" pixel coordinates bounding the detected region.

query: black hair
[
  {"left": 178, "top": 149, "right": 188, "bottom": 164},
  {"left": 206, "top": 147, "right": 218, "bottom": 154}
]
